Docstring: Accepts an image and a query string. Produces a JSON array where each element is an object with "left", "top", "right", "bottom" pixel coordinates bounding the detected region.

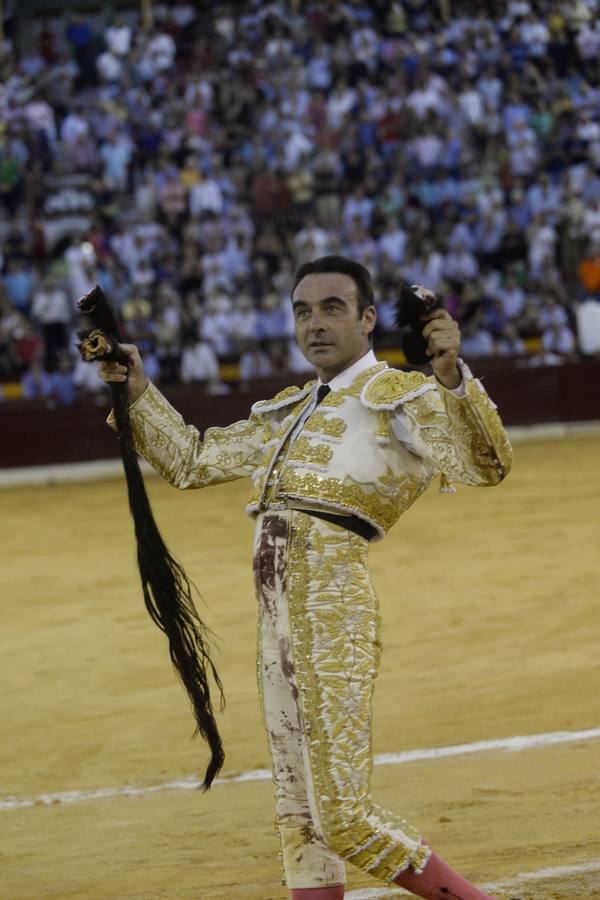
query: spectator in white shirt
[
  {"left": 239, "top": 340, "right": 273, "bottom": 383},
  {"left": 526, "top": 174, "right": 562, "bottom": 223},
  {"left": 200, "top": 294, "right": 234, "bottom": 357},
  {"left": 421, "top": 240, "right": 445, "bottom": 290},
  {"left": 541, "top": 322, "right": 577, "bottom": 358},
  {"left": 477, "top": 66, "right": 503, "bottom": 110},
  {"left": 326, "top": 79, "right": 357, "bottom": 130},
  {"left": 342, "top": 185, "right": 374, "bottom": 233},
  {"left": 180, "top": 337, "right": 219, "bottom": 383},
  {"left": 458, "top": 81, "right": 484, "bottom": 126},
  {"left": 495, "top": 322, "right": 527, "bottom": 356},
  {"left": 519, "top": 15, "right": 549, "bottom": 58},
  {"left": 377, "top": 216, "right": 407, "bottom": 265},
  {"left": 294, "top": 218, "right": 331, "bottom": 260},
  {"left": 189, "top": 171, "right": 224, "bottom": 217},
  {"left": 508, "top": 121, "right": 539, "bottom": 177},
  {"left": 59, "top": 109, "right": 89, "bottom": 147},
  {"left": 73, "top": 355, "right": 104, "bottom": 394},
  {"left": 31, "top": 274, "right": 71, "bottom": 372},
  {"left": 527, "top": 214, "right": 558, "bottom": 279},
  {"left": 230, "top": 294, "right": 259, "bottom": 347},
  {"left": 538, "top": 295, "right": 569, "bottom": 329},
  {"left": 105, "top": 17, "right": 132, "bottom": 57},
  {"left": 445, "top": 242, "right": 479, "bottom": 283},
  {"left": 496, "top": 274, "right": 526, "bottom": 320},
  {"left": 147, "top": 30, "right": 176, "bottom": 72},
  {"left": 96, "top": 50, "right": 123, "bottom": 83},
  {"left": 460, "top": 315, "right": 495, "bottom": 357}
]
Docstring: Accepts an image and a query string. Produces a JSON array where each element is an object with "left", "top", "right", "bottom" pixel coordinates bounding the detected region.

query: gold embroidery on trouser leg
[
  {"left": 286, "top": 511, "right": 431, "bottom": 881},
  {"left": 253, "top": 511, "right": 346, "bottom": 890}
]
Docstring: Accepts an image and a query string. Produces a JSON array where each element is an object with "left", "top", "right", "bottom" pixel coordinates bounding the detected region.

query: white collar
[{"left": 318, "top": 349, "right": 380, "bottom": 392}]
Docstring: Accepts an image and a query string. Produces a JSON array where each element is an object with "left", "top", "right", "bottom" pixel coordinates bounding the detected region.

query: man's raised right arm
[{"left": 99, "top": 343, "right": 265, "bottom": 489}]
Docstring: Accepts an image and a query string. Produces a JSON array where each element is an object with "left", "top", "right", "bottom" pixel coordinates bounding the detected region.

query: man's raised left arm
[{"left": 391, "top": 310, "right": 512, "bottom": 486}]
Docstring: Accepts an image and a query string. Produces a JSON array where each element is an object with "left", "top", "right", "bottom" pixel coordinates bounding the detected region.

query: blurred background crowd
[{"left": 2, "top": 0, "right": 600, "bottom": 406}]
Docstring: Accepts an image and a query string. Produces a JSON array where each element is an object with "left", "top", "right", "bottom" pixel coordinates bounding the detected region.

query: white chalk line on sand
[
  {"left": 3, "top": 726, "right": 600, "bottom": 813},
  {"left": 345, "top": 859, "right": 600, "bottom": 897}
]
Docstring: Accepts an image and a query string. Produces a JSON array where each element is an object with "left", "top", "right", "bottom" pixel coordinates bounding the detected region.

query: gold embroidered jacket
[{"left": 112, "top": 359, "right": 511, "bottom": 541}]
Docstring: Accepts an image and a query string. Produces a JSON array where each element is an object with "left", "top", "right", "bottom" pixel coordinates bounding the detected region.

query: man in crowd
[{"left": 98, "top": 256, "right": 518, "bottom": 900}]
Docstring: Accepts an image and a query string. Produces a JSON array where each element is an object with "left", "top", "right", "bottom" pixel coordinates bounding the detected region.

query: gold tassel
[
  {"left": 439, "top": 472, "right": 456, "bottom": 493},
  {"left": 375, "top": 409, "right": 390, "bottom": 445}
]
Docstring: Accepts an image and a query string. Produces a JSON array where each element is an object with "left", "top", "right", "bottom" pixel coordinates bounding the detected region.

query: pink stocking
[
  {"left": 290, "top": 886, "right": 345, "bottom": 899},
  {"left": 393, "top": 850, "right": 496, "bottom": 900}
]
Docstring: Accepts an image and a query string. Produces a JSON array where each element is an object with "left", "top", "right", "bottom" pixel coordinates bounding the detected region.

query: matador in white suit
[{"left": 101, "top": 257, "right": 522, "bottom": 900}]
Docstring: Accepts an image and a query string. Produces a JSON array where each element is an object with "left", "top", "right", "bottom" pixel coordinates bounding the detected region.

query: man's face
[{"left": 292, "top": 272, "right": 376, "bottom": 381}]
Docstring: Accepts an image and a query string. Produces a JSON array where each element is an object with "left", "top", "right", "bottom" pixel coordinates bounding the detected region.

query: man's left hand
[{"left": 420, "top": 309, "right": 462, "bottom": 389}]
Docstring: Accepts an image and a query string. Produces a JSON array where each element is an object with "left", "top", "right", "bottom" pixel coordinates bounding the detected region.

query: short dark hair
[{"left": 292, "top": 255, "right": 375, "bottom": 314}]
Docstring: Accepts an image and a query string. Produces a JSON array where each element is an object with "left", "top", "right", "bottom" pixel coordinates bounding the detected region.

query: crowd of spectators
[{"left": 1, "top": 0, "right": 600, "bottom": 405}]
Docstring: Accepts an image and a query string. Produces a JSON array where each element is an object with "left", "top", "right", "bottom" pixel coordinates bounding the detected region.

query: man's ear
[{"left": 363, "top": 304, "right": 377, "bottom": 335}]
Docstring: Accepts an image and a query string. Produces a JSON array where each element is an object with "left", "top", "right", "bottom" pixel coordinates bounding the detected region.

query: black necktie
[{"left": 316, "top": 384, "right": 331, "bottom": 405}]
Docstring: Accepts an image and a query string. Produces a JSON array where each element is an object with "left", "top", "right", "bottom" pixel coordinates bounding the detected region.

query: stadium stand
[{"left": 1, "top": 0, "right": 600, "bottom": 410}]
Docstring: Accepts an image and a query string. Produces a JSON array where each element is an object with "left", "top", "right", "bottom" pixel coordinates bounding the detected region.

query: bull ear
[{"left": 395, "top": 284, "right": 445, "bottom": 365}]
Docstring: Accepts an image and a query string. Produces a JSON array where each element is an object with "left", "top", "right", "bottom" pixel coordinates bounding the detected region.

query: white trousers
[{"left": 252, "top": 509, "right": 430, "bottom": 889}]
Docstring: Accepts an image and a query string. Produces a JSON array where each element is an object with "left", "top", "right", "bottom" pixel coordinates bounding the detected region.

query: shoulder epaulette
[
  {"left": 360, "top": 367, "right": 438, "bottom": 411},
  {"left": 251, "top": 380, "right": 316, "bottom": 415}
]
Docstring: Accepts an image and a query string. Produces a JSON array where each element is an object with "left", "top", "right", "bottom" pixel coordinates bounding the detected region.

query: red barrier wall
[{"left": 2, "top": 360, "right": 599, "bottom": 469}]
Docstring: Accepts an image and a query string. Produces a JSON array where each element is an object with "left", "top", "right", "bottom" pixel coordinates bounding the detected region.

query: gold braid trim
[
  {"left": 401, "top": 375, "right": 512, "bottom": 487},
  {"left": 251, "top": 381, "right": 316, "bottom": 415},
  {"left": 286, "top": 512, "right": 430, "bottom": 879},
  {"left": 441, "top": 376, "right": 513, "bottom": 483},
  {"left": 121, "top": 382, "right": 265, "bottom": 488},
  {"left": 360, "top": 368, "right": 437, "bottom": 410},
  {"left": 273, "top": 469, "right": 426, "bottom": 538}
]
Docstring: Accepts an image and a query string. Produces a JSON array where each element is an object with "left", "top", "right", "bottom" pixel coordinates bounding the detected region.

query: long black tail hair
[{"left": 77, "top": 286, "right": 224, "bottom": 789}]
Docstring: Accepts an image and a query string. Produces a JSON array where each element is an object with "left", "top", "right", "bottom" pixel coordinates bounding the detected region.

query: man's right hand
[{"left": 97, "top": 343, "right": 149, "bottom": 405}]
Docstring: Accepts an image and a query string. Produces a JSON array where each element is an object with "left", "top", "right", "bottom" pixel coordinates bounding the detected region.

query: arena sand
[{"left": 1, "top": 435, "right": 599, "bottom": 899}]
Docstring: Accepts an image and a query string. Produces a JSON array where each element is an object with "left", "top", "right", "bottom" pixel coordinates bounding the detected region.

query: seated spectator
[
  {"left": 445, "top": 241, "right": 479, "bottom": 284},
  {"left": 538, "top": 294, "right": 569, "bottom": 329},
  {"left": 31, "top": 274, "right": 71, "bottom": 372},
  {"left": 495, "top": 323, "right": 527, "bottom": 356},
  {"left": 230, "top": 294, "right": 259, "bottom": 348},
  {"left": 96, "top": 49, "right": 123, "bottom": 84},
  {"left": 239, "top": 340, "right": 273, "bottom": 384},
  {"left": 21, "top": 358, "right": 53, "bottom": 400},
  {"left": 105, "top": 16, "right": 132, "bottom": 57},
  {"left": 73, "top": 356, "right": 104, "bottom": 396},
  {"left": 495, "top": 272, "right": 526, "bottom": 320},
  {"left": 541, "top": 321, "right": 577, "bottom": 360},
  {"left": 256, "top": 292, "right": 290, "bottom": 342},
  {"left": 527, "top": 213, "right": 558, "bottom": 280},
  {"left": 377, "top": 216, "right": 407, "bottom": 265},
  {"left": 189, "top": 169, "right": 224, "bottom": 218},
  {"left": 48, "top": 351, "right": 77, "bottom": 405},
  {"left": 180, "top": 336, "right": 220, "bottom": 384},
  {"left": 3, "top": 258, "right": 36, "bottom": 316},
  {"left": 200, "top": 294, "right": 235, "bottom": 357},
  {"left": 59, "top": 107, "right": 89, "bottom": 147},
  {"left": 99, "top": 131, "right": 133, "bottom": 192},
  {"left": 154, "top": 296, "right": 182, "bottom": 384},
  {"left": 459, "top": 314, "right": 495, "bottom": 358}
]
